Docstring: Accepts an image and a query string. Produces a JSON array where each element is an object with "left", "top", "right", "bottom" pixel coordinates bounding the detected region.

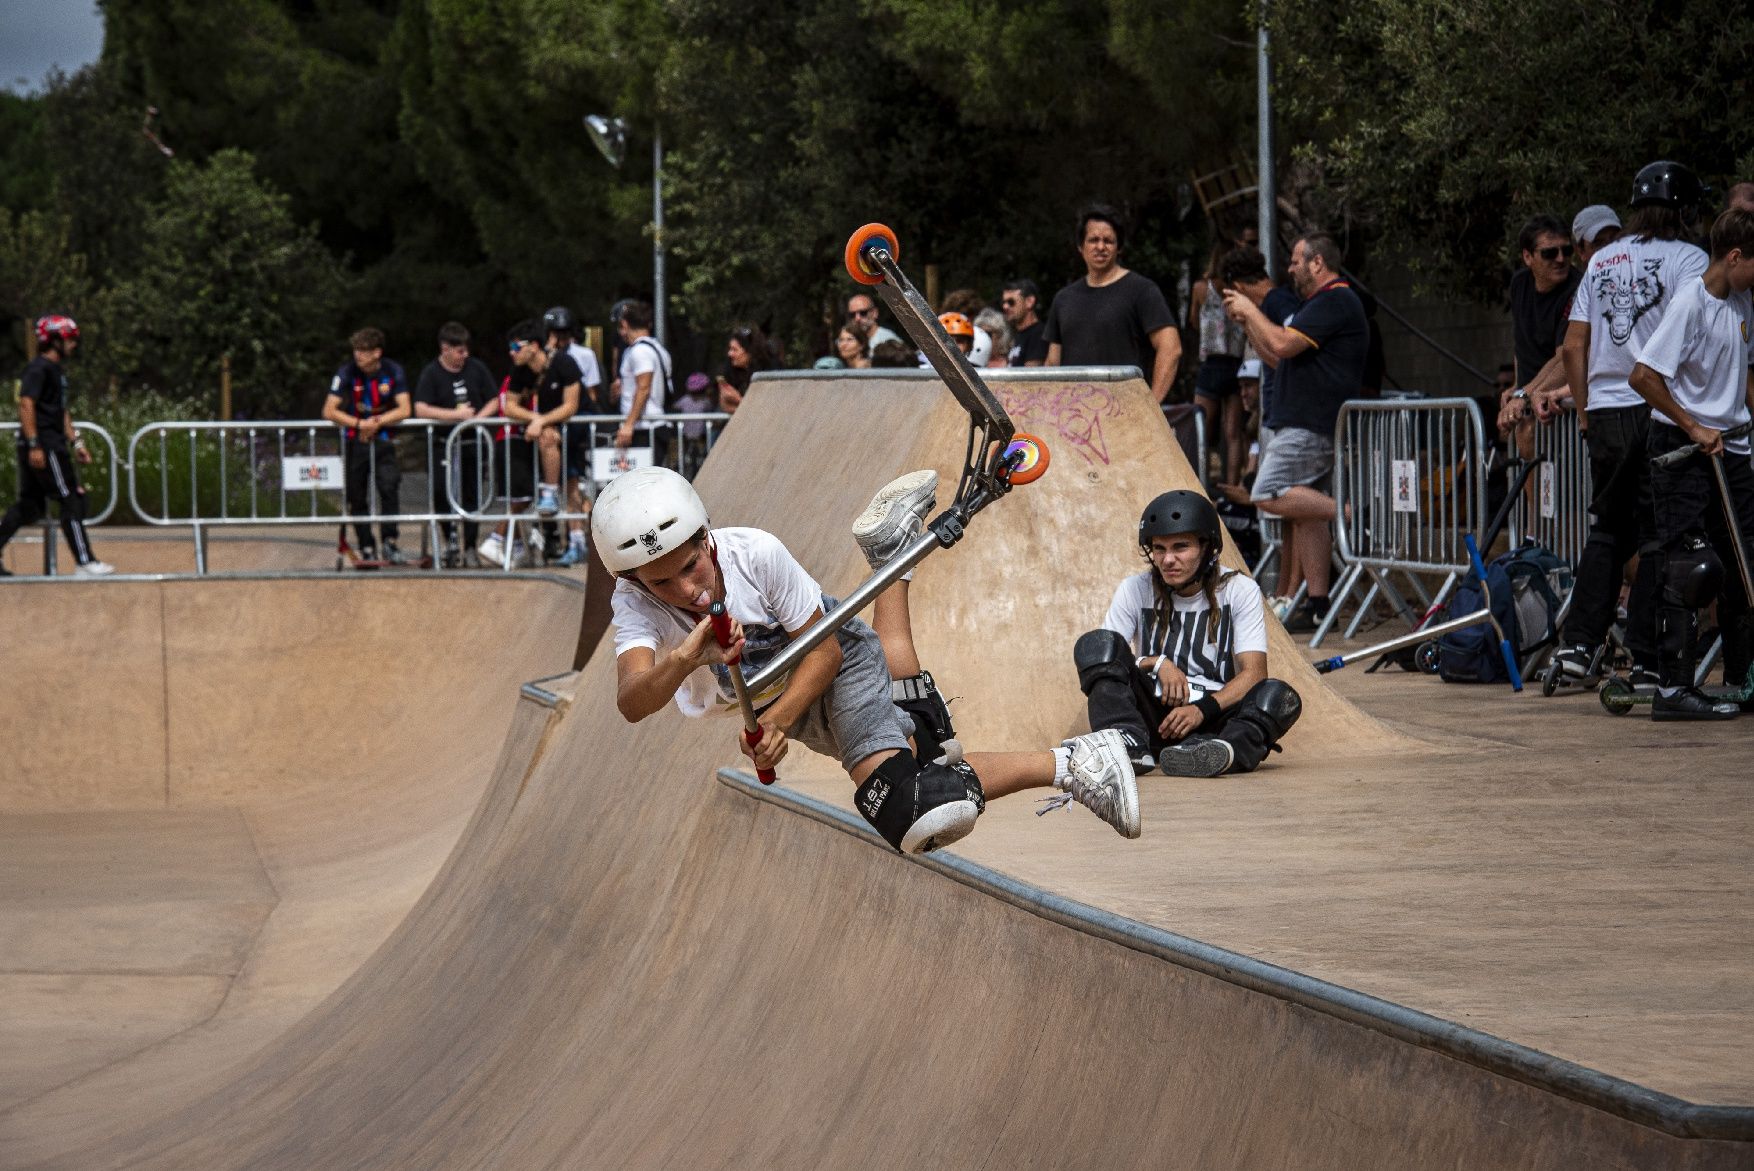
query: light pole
[
  {"left": 585, "top": 114, "right": 667, "bottom": 346},
  {"left": 1256, "top": 1, "right": 1277, "bottom": 279}
]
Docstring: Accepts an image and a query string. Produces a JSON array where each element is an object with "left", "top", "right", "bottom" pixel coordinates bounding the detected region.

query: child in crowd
[
  {"left": 595, "top": 466, "right": 1141, "bottom": 853},
  {"left": 1627, "top": 206, "right": 1754, "bottom": 719},
  {"left": 1074, "top": 490, "right": 1302, "bottom": 777}
]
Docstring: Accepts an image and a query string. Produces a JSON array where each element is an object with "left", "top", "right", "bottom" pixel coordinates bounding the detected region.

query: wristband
[
  {"left": 1511, "top": 388, "right": 1528, "bottom": 401},
  {"left": 1193, "top": 695, "right": 1223, "bottom": 726},
  {"left": 24, "top": 437, "right": 39, "bottom": 449},
  {"left": 1137, "top": 655, "right": 1153, "bottom": 671}
]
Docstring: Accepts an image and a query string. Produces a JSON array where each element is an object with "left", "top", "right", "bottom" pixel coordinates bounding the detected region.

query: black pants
[
  {"left": 1561, "top": 405, "right": 1657, "bottom": 664},
  {"left": 432, "top": 435, "right": 483, "bottom": 550},
  {"left": 0, "top": 442, "right": 97, "bottom": 565},
  {"left": 1647, "top": 423, "right": 1754, "bottom": 687},
  {"left": 1080, "top": 658, "right": 1300, "bottom": 774},
  {"left": 344, "top": 438, "right": 400, "bottom": 547}
]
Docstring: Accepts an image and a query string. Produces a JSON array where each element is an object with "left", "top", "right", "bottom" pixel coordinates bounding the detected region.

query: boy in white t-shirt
[
  {"left": 1628, "top": 206, "right": 1754, "bottom": 720},
  {"left": 595, "top": 466, "right": 1140, "bottom": 854},
  {"left": 1074, "top": 490, "right": 1301, "bottom": 778}
]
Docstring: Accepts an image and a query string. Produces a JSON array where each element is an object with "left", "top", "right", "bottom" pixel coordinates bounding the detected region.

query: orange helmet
[{"left": 936, "top": 312, "right": 974, "bottom": 339}]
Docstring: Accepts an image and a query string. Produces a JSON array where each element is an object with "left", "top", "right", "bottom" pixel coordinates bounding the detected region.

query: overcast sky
[{"left": 0, "top": 0, "right": 104, "bottom": 95}]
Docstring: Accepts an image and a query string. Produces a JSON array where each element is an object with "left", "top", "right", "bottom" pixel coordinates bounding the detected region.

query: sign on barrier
[
  {"left": 591, "top": 446, "right": 652, "bottom": 481},
  {"left": 281, "top": 456, "right": 344, "bottom": 491}
]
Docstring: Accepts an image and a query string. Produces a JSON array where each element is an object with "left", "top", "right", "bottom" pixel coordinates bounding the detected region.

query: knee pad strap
[{"left": 855, "top": 749, "right": 982, "bottom": 855}]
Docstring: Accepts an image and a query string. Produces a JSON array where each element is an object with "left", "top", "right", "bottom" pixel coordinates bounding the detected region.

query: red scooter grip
[{"left": 709, "top": 603, "right": 776, "bottom": 784}]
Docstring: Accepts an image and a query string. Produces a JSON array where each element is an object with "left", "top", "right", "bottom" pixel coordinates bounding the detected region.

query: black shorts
[
  {"left": 1194, "top": 354, "right": 1243, "bottom": 401},
  {"left": 494, "top": 438, "right": 535, "bottom": 501}
]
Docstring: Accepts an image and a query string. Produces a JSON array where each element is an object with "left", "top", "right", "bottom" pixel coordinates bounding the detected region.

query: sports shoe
[
  {"left": 1551, "top": 644, "right": 1595, "bottom": 682},
  {"left": 382, "top": 540, "right": 407, "bottom": 566},
  {"left": 1116, "top": 728, "right": 1156, "bottom": 775},
  {"left": 853, "top": 470, "right": 938, "bottom": 570},
  {"left": 1652, "top": 687, "right": 1739, "bottom": 721},
  {"left": 535, "top": 484, "right": 560, "bottom": 516},
  {"left": 74, "top": 559, "right": 116, "bottom": 577},
  {"left": 1157, "top": 735, "right": 1235, "bottom": 778},
  {"left": 461, "top": 547, "right": 482, "bottom": 569},
  {"left": 509, "top": 540, "right": 528, "bottom": 567},
  {"left": 557, "top": 541, "right": 587, "bottom": 568},
  {"left": 441, "top": 540, "right": 461, "bottom": 569},
  {"left": 1036, "top": 729, "right": 1141, "bottom": 839},
  {"left": 477, "top": 532, "right": 507, "bottom": 568},
  {"left": 358, "top": 543, "right": 378, "bottom": 564}
]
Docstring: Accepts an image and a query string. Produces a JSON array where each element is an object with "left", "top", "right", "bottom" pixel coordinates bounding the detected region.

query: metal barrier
[
  {"left": 1320, "top": 398, "right": 1486, "bottom": 647},
  {"left": 1507, "top": 406, "right": 1589, "bottom": 567},
  {"left": 0, "top": 422, "right": 121, "bottom": 574},
  {"left": 1161, "top": 403, "right": 1209, "bottom": 490},
  {"left": 126, "top": 414, "right": 729, "bottom": 573}
]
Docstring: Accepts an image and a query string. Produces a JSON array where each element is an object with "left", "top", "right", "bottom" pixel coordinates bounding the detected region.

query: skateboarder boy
[
  {"left": 1627, "top": 205, "right": 1754, "bottom": 719},
  {"left": 1074, "top": 490, "right": 1302, "bottom": 777},
  {"left": 594, "top": 466, "right": 1141, "bottom": 854}
]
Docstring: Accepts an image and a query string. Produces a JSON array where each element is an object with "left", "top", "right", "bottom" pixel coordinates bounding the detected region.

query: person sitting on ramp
[
  {"left": 1074, "top": 490, "right": 1302, "bottom": 778},
  {"left": 596, "top": 466, "right": 1140, "bottom": 855}
]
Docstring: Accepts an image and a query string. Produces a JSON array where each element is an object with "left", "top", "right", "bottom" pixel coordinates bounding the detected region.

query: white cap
[
  {"left": 1237, "top": 358, "right": 1263, "bottom": 381},
  {"left": 1571, "top": 204, "right": 1621, "bottom": 246}
]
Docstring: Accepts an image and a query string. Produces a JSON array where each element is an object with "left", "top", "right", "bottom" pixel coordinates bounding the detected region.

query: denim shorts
[{"left": 1251, "top": 426, "right": 1333, "bottom": 501}]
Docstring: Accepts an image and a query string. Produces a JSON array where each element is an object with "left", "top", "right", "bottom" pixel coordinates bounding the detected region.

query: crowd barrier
[
  {"left": 1506, "top": 405, "right": 1590, "bottom": 567},
  {"left": 1319, "top": 398, "right": 1487, "bottom": 647},
  {"left": 0, "top": 422, "right": 121, "bottom": 574}
]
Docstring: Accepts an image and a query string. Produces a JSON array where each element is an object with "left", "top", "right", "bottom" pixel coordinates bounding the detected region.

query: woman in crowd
[
  {"left": 715, "top": 323, "right": 772, "bottom": 413},
  {"left": 836, "top": 318, "right": 873, "bottom": 369}
]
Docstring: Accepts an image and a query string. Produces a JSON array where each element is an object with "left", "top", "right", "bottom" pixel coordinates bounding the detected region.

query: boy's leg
[
  {"left": 1648, "top": 424, "right": 1739, "bottom": 719},
  {"left": 45, "top": 449, "right": 99, "bottom": 566},
  {"left": 1073, "top": 628, "right": 1166, "bottom": 770},
  {"left": 0, "top": 459, "right": 51, "bottom": 557},
  {"left": 376, "top": 445, "right": 402, "bottom": 549},
  {"left": 1158, "top": 679, "right": 1303, "bottom": 778},
  {"left": 344, "top": 440, "right": 374, "bottom": 551}
]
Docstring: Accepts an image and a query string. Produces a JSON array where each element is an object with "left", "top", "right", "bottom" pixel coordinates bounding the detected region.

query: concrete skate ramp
[{"left": 4, "top": 375, "right": 1740, "bottom": 1168}]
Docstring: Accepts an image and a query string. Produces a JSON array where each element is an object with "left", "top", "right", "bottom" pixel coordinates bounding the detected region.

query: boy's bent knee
[
  {"left": 1073, "top": 629, "right": 1133, "bottom": 693},
  {"left": 1240, "top": 679, "right": 1302, "bottom": 740},
  {"left": 854, "top": 748, "right": 983, "bottom": 855}
]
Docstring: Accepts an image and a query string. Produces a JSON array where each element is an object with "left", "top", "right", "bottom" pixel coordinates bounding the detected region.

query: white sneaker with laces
[
  {"left": 74, "top": 559, "right": 116, "bottom": 577},
  {"left": 852, "top": 470, "right": 938, "bottom": 571},
  {"left": 1037, "top": 729, "right": 1141, "bottom": 838},
  {"left": 477, "top": 533, "right": 507, "bottom": 568}
]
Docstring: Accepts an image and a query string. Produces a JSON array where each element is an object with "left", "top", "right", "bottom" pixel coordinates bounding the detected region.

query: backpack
[{"left": 1437, "top": 542, "right": 1570, "bottom": 683}]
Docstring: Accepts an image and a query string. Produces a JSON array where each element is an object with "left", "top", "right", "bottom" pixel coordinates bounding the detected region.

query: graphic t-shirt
[
  {"left": 610, "top": 527, "right": 824, "bottom": 718},
  {"left": 1008, "top": 320, "right": 1048, "bottom": 365},
  {"left": 1101, "top": 569, "right": 1269, "bottom": 694},
  {"left": 328, "top": 358, "right": 408, "bottom": 442},
  {"left": 617, "top": 337, "right": 670, "bottom": 421},
  {"left": 18, "top": 356, "right": 71, "bottom": 441},
  {"left": 1569, "top": 236, "right": 1708, "bottom": 411},
  {"left": 1636, "top": 276, "right": 1754, "bottom": 455},
  {"left": 1042, "top": 271, "right": 1175, "bottom": 373},
  {"left": 413, "top": 356, "right": 497, "bottom": 439}
]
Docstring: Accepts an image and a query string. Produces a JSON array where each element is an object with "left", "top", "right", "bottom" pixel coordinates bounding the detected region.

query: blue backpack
[{"left": 1437, "top": 543, "right": 1570, "bottom": 684}]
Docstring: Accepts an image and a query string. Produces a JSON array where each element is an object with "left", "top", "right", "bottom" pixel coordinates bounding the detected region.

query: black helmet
[
  {"left": 543, "top": 306, "right": 577, "bottom": 335},
  {"left": 1631, "top": 161, "right": 1704, "bottom": 210},
  {"left": 1139, "top": 490, "right": 1222, "bottom": 555}
]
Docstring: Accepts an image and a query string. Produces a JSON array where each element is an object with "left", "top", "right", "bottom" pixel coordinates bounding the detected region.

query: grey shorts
[
  {"left": 765, "top": 614, "right": 913, "bottom": 771},
  {"left": 1251, "top": 426, "right": 1334, "bottom": 501}
]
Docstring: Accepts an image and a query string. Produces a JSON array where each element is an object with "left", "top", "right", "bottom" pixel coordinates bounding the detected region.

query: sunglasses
[
  {"left": 508, "top": 340, "right": 527, "bottom": 353},
  {"left": 1536, "top": 244, "right": 1575, "bottom": 261},
  {"left": 850, "top": 307, "right": 876, "bottom": 317}
]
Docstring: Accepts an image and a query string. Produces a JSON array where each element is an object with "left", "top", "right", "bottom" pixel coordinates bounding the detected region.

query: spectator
[
  {"left": 973, "top": 307, "right": 1012, "bottom": 369},
  {"left": 413, "top": 321, "right": 498, "bottom": 568},
  {"left": 938, "top": 312, "right": 976, "bottom": 358},
  {"left": 846, "top": 291, "right": 902, "bottom": 355},
  {"left": 0, "top": 315, "right": 113, "bottom": 576},
  {"left": 545, "top": 306, "right": 608, "bottom": 565},
  {"left": 1223, "top": 232, "right": 1368, "bottom": 633},
  {"left": 1551, "top": 161, "right": 1708, "bottom": 686},
  {"left": 322, "top": 326, "right": 412, "bottom": 564},
  {"left": 477, "top": 368, "right": 534, "bottom": 569},
  {"left": 1072, "top": 490, "right": 1300, "bottom": 778},
  {"left": 1001, "top": 278, "right": 1048, "bottom": 366},
  {"left": 1044, "top": 203, "right": 1182, "bottom": 401},
  {"left": 1627, "top": 205, "right": 1754, "bottom": 718},
  {"left": 1190, "top": 236, "right": 1249, "bottom": 484},
  {"left": 715, "top": 324, "right": 770, "bottom": 413},
  {"left": 1534, "top": 206, "right": 1623, "bottom": 423},
  {"left": 835, "top": 319, "right": 873, "bottom": 370},
  {"left": 871, "top": 339, "right": 915, "bottom": 368},
  {"left": 498, "top": 318, "right": 581, "bottom": 562},
  {"left": 615, "top": 301, "right": 673, "bottom": 461},
  {"left": 671, "top": 371, "right": 715, "bottom": 478},
  {"left": 544, "top": 306, "right": 607, "bottom": 409},
  {"left": 1496, "top": 215, "right": 1582, "bottom": 441},
  {"left": 940, "top": 289, "right": 993, "bottom": 365}
]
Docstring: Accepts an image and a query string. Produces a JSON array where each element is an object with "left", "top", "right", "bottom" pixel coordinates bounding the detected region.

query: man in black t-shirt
[
  {"left": 1497, "top": 214, "right": 1583, "bottom": 443},
  {"left": 413, "top": 321, "right": 498, "bottom": 567},
  {"left": 0, "top": 315, "right": 113, "bottom": 575},
  {"left": 500, "top": 318, "right": 580, "bottom": 556},
  {"left": 1001, "top": 278, "right": 1048, "bottom": 366},
  {"left": 1224, "top": 233, "right": 1367, "bottom": 632},
  {"left": 1043, "top": 204, "right": 1182, "bottom": 400}
]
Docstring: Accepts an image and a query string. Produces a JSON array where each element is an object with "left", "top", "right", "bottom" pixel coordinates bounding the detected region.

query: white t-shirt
[
  {"left": 565, "top": 342, "right": 603, "bottom": 394},
  {"left": 1636, "top": 275, "right": 1753, "bottom": 455},
  {"left": 1101, "top": 569, "right": 1268, "bottom": 694},
  {"left": 867, "top": 324, "right": 902, "bottom": 355},
  {"left": 1569, "top": 236, "right": 1708, "bottom": 410},
  {"left": 610, "top": 527, "right": 823, "bottom": 718},
  {"left": 617, "top": 336, "right": 669, "bottom": 421}
]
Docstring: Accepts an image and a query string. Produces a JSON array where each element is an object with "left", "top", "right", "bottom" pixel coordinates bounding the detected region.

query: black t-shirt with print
[
  {"left": 1008, "top": 320, "right": 1048, "bottom": 365},
  {"left": 414, "top": 356, "right": 498, "bottom": 439}
]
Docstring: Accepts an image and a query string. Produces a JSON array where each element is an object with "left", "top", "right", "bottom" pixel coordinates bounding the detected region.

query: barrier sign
[
  {"left": 592, "top": 446, "right": 653, "bottom": 482},
  {"left": 282, "top": 456, "right": 345, "bottom": 491},
  {"left": 1539, "top": 462, "right": 1557, "bottom": 520},
  {"left": 1390, "top": 459, "right": 1419, "bottom": 513}
]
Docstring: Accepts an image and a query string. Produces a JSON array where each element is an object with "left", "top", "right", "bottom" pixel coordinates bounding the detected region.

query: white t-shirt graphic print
[
  {"left": 610, "top": 528, "right": 822, "bottom": 717},
  {"left": 1101, "top": 570, "right": 1268, "bottom": 694},
  {"left": 1569, "top": 236, "right": 1707, "bottom": 410}
]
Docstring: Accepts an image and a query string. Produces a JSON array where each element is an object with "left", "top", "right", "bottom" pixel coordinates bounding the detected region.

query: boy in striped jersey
[{"left": 1075, "top": 490, "right": 1301, "bottom": 778}]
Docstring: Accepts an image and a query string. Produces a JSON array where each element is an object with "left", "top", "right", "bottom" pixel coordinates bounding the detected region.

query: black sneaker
[
  {"left": 1116, "top": 729, "right": 1156, "bottom": 775},
  {"left": 1652, "top": 687, "right": 1739, "bottom": 721},
  {"left": 1282, "top": 604, "right": 1328, "bottom": 635},
  {"left": 1157, "top": 736, "right": 1236, "bottom": 778}
]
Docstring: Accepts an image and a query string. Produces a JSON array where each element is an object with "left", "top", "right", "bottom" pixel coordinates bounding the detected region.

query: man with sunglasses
[
  {"left": 844, "top": 291, "right": 901, "bottom": 356},
  {"left": 1000, "top": 278, "right": 1048, "bottom": 366},
  {"left": 1504, "top": 215, "right": 1582, "bottom": 425}
]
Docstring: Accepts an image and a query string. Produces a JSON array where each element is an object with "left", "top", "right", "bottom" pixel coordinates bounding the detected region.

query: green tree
[{"left": 0, "top": 208, "right": 95, "bottom": 373}]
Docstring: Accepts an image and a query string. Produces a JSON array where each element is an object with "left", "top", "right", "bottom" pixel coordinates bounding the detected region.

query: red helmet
[
  {"left": 35, "top": 315, "right": 80, "bottom": 348},
  {"left": 936, "top": 311, "right": 974, "bottom": 340}
]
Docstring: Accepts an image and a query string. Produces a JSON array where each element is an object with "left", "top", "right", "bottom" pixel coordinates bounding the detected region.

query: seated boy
[{"left": 597, "top": 467, "right": 1140, "bottom": 853}]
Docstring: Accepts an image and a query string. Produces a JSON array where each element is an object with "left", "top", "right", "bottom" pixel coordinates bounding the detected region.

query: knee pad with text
[{"left": 855, "top": 749, "right": 983, "bottom": 855}]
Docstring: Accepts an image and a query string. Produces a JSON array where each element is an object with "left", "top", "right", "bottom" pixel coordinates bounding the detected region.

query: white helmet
[
  {"left": 968, "top": 325, "right": 992, "bottom": 367},
  {"left": 592, "top": 467, "right": 709, "bottom": 573}
]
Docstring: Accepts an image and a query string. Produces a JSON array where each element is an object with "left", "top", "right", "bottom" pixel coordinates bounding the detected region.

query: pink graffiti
[{"left": 997, "top": 382, "right": 1120, "bottom": 466}]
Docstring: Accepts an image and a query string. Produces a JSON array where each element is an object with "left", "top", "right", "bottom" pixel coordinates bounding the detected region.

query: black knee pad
[
  {"left": 892, "top": 671, "right": 955, "bottom": 761},
  {"left": 1240, "top": 679, "right": 1302, "bottom": 741},
  {"left": 1074, "top": 629, "right": 1134, "bottom": 693},
  {"left": 1662, "top": 536, "right": 1723, "bottom": 608},
  {"left": 854, "top": 748, "right": 983, "bottom": 855}
]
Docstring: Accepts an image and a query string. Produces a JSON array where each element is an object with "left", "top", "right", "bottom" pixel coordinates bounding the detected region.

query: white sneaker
[
  {"left": 1037, "top": 729, "right": 1141, "bottom": 838},
  {"left": 535, "top": 485, "right": 560, "bottom": 516},
  {"left": 74, "top": 559, "right": 116, "bottom": 577},
  {"left": 477, "top": 533, "right": 507, "bottom": 568},
  {"left": 852, "top": 470, "right": 938, "bottom": 570}
]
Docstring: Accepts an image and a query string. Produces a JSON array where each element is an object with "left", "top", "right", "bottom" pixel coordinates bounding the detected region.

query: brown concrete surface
[{"left": 0, "top": 374, "right": 1747, "bottom": 1168}]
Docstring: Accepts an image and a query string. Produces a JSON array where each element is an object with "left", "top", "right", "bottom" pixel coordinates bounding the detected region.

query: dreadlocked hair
[{"left": 1141, "top": 537, "right": 1232, "bottom": 641}]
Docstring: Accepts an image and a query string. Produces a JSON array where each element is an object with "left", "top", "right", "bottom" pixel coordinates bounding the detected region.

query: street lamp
[{"left": 586, "top": 114, "right": 666, "bottom": 346}]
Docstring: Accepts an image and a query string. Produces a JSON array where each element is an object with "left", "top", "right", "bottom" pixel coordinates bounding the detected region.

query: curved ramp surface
[{"left": 4, "top": 377, "right": 1742, "bottom": 1168}]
